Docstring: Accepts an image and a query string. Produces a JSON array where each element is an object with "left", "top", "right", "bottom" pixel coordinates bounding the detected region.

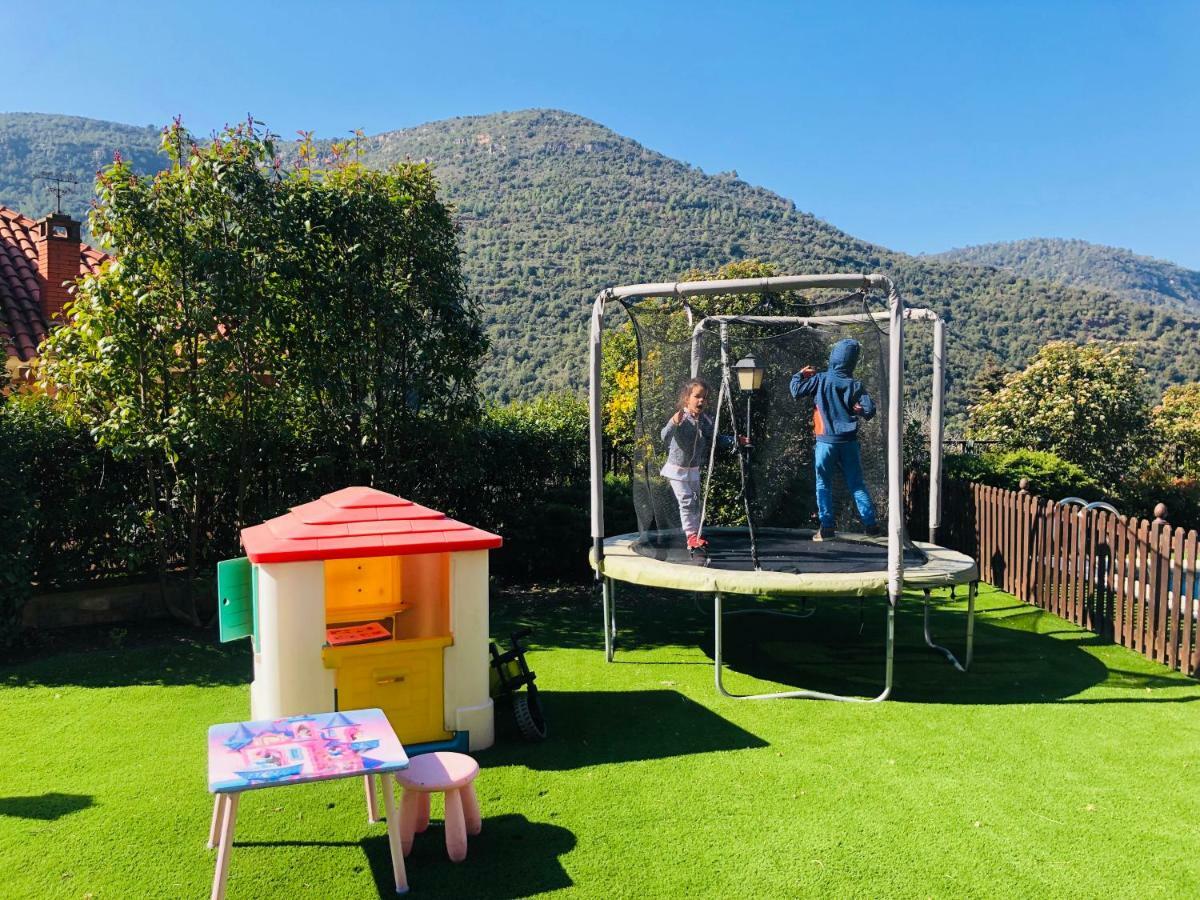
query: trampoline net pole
[
  {"left": 589, "top": 292, "right": 606, "bottom": 567},
  {"left": 887, "top": 283, "right": 905, "bottom": 605},
  {"left": 929, "top": 317, "right": 945, "bottom": 544}
]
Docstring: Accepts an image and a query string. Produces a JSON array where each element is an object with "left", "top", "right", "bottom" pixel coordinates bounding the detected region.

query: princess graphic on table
[{"left": 208, "top": 710, "right": 404, "bottom": 792}]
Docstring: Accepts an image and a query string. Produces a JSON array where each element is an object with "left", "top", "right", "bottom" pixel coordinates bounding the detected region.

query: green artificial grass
[{"left": 2, "top": 582, "right": 1198, "bottom": 899}]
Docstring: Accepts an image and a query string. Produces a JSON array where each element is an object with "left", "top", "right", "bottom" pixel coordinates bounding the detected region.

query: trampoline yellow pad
[{"left": 591, "top": 528, "right": 977, "bottom": 598}]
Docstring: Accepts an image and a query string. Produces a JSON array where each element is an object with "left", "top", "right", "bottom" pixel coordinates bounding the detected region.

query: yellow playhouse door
[{"left": 327, "top": 638, "right": 452, "bottom": 745}]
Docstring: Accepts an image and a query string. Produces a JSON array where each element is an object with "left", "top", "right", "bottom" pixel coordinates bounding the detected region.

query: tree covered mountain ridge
[
  {"left": 2, "top": 108, "right": 1199, "bottom": 416},
  {"left": 932, "top": 238, "right": 1200, "bottom": 315}
]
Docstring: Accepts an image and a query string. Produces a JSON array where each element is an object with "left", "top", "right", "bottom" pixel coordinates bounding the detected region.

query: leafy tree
[
  {"left": 39, "top": 119, "right": 287, "bottom": 620},
  {"left": 38, "top": 121, "right": 485, "bottom": 611},
  {"left": 278, "top": 135, "right": 486, "bottom": 489},
  {"left": 1151, "top": 383, "right": 1200, "bottom": 476},
  {"left": 967, "top": 341, "right": 1151, "bottom": 488},
  {"left": 967, "top": 354, "right": 1008, "bottom": 407}
]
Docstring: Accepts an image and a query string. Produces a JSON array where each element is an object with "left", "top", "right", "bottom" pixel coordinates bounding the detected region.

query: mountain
[
  {"left": 3, "top": 109, "right": 1199, "bottom": 420},
  {"left": 0, "top": 113, "right": 165, "bottom": 220},
  {"left": 931, "top": 239, "right": 1200, "bottom": 315}
]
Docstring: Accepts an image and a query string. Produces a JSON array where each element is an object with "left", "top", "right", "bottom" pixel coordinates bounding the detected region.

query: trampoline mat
[
  {"left": 634, "top": 527, "right": 925, "bottom": 574},
  {"left": 595, "top": 527, "right": 977, "bottom": 598}
]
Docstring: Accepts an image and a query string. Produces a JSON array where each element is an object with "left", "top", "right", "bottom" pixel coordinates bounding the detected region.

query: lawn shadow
[
  {"left": 494, "top": 583, "right": 1198, "bottom": 706},
  {"left": 0, "top": 792, "right": 93, "bottom": 820},
  {"left": 493, "top": 583, "right": 710, "bottom": 654},
  {"left": 1, "top": 621, "right": 250, "bottom": 688},
  {"left": 233, "top": 814, "right": 574, "bottom": 899},
  {"left": 361, "top": 814, "right": 575, "bottom": 899},
  {"left": 702, "top": 596, "right": 1198, "bottom": 704},
  {"left": 482, "top": 689, "right": 767, "bottom": 770}
]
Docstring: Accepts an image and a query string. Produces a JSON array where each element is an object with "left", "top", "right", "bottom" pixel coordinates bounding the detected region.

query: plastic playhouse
[{"left": 216, "top": 486, "right": 503, "bottom": 751}]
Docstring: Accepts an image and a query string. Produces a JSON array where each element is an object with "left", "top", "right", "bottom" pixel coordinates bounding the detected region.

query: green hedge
[
  {"left": 0, "top": 398, "right": 36, "bottom": 646},
  {"left": 28, "top": 391, "right": 1167, "bottom": 647},
  {"left": 0, "top": 395, "right": 158, "bottom": 645},
  {"left": 0, "top": 391, "right": 630, "bottom": 644},
  {"left": 946, "top": 449, "right": 1104, "bottom": 502}
]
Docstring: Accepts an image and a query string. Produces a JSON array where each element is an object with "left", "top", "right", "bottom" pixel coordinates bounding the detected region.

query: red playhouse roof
[{"left": 241, "top": 486, "right": 502, "bottom": 564}]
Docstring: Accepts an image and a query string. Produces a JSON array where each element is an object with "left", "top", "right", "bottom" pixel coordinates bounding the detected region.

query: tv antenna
[{"left": 36, "top": 172, "right": 80, "bottom": 214}]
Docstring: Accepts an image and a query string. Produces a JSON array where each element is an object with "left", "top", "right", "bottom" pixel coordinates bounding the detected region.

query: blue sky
[{"left": 8, "top": 1, "right": 1198, "bottom": 267}]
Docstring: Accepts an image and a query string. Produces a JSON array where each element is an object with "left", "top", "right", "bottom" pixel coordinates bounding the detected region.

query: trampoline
[{"left": 587, "top": 273, "right": 979, "bottom": 701}]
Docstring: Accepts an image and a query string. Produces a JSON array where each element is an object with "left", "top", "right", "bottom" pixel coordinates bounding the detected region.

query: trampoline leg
[
  {"left": 713, "top": 591, "right": 893, "bottom": 702},
  {"left": 884, "top": 599, "right": 895, "bottom": 698},
  {"left": 923, "top": 584, "right": 975, "bottom": 672},
  {"left": 966, "top": 581, "right": 976, "bottom": 670},
  {"left": 714, "top": 593, "right": 726, "bottom": 695},
  {"left": 609, "top": 580, "right": 618, "bottom": 651},
  {"left": 602, "top": 577, "right": 614, "bottom": 663}
]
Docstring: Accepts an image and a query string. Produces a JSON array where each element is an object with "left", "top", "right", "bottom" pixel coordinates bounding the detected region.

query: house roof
[
  {"left": 0, "top": 205, "right": 108, "bottom": 361},
  {"left": 241, "top": 486, "right": 503, "bottom": 564}
]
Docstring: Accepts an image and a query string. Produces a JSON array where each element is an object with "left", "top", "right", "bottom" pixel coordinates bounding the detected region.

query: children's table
[{"left": 206, "top": 707, "right": 410, "bottom": 899}]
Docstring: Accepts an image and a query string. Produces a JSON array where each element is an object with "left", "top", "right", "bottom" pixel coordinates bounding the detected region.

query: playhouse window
[{"left": 323, "top": 553, "right": 450, "bottom": 643}]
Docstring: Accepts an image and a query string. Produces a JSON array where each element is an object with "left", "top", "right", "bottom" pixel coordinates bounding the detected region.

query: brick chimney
[{"left": 34, "top": 212, "right": 81, "bottom": 325}]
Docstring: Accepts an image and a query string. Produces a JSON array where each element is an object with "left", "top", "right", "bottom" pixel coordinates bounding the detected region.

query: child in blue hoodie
[{"left": 790, "top": 339, "right": 880, "bottom": 540}]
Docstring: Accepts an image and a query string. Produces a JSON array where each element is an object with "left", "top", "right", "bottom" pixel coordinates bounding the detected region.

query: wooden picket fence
[{"left": 963, "top": 484, "right": 1200, "bottom": 678}]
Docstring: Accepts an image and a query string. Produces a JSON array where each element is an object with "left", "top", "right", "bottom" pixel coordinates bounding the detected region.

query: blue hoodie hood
[
  {"left": 790, "top": 337, "right": 876, "bottom": 443},
  {"left": 828, "top": 339, "right": 860, "bottom": 376}
]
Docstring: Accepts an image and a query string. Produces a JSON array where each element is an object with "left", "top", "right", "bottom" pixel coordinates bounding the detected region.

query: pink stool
[{"left": 395, "top": 752, "right": 481, "bottom": 862}]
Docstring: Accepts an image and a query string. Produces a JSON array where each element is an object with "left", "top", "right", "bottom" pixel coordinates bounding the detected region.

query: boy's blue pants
[{"left": 814, "top": 440, "right": 878, "bottom": 530}]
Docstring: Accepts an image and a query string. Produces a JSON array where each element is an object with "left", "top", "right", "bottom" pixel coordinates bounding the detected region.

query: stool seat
[
  {"left": 395, "top": 752, "right": 479, "bottom": 792},
  {"left": 395, "top": 751, "right": 481, "bottom": 863}
]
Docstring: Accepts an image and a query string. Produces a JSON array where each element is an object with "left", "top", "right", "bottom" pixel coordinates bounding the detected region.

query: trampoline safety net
[{"left": 620, "top": 289, "right": 922, "bottom": 573}]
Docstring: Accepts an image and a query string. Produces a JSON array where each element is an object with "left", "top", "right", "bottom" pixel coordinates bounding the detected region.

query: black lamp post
[{"left": 732, "top": 354, "right": 764, "bottom": 570}]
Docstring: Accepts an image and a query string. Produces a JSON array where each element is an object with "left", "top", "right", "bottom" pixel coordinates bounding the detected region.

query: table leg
[
  {"left": 380, "top": 774, "right": 409, "bottom": 894},
  {"left": 444, "top": 788, "right": 468, "bottom": 862},
  {"left": 364, "top": 774, "right": 380, "bottom": 824},
  {"left": 461, "top": 783, "right": 482, "bottom": 836},
  {"left": 207, "top": 794, "right": 224, "bottom": 849},
  {"left": 210, "top": 793, "right": 239, "bottom": 900}
]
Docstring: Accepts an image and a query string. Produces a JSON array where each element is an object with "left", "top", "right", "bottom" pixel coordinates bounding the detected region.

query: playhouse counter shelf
[{"left": 217, "top": 486, "right": 502, "bottom": 752}]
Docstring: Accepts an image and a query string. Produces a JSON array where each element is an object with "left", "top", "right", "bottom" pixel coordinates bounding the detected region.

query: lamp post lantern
[{"left": 732, "top": 355, "right": 764, "bottom": 392}]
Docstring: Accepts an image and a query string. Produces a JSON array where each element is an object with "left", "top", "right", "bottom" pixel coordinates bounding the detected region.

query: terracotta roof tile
[
  {"left": 242, "top": 487, "right": 502, "bottom": 563},
  {"left": 0, "top": 204, "right": 109, "bottom": 361}
]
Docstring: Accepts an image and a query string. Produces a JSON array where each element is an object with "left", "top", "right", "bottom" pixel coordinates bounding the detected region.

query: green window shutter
[
  {"left": 217, "top": 557, "right": 254, "bottom": 643},
  {"left": 251, "top": 560, "right": 260, "bottom": 653}
]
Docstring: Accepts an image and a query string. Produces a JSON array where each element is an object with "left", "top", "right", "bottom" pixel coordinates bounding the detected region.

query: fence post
[
  {"left": 1017, "top": 480, "right": 1030, "bottom": 602},
  {"left": 1152, "top": 503, "right": 1170, "bottom": 663}
]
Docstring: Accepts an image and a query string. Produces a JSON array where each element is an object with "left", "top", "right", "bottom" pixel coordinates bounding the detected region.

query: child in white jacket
[{"left": 660, "top": 379, "right": 740, "bottom": 552}]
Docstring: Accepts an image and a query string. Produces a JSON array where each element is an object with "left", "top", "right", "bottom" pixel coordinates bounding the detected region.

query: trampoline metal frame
[
  {"left": 923, "top": 584, "right": 977, "bottom": 672},
  {"left": 599, "top": 577, "right": 977, "bottom": 701},
  {"left": 713, "top": 592, "right": 897, "bottom": 701},
  {"left": 589, "top": 274, "right": 972, "bottom": 701}
]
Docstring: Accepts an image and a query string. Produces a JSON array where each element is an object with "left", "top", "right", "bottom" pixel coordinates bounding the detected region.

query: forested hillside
[
  {"left": 933, "top": 238, "right": 1200, "bottom": 315},
  {"left": 350, "top": 110, "right": 1200, "bottom": 412},
  {"left": 4, "top": 109, "right": 1199, "bottom": 418},
  {"left": 0, "top": 113, "right": 164, "bottom": 219}
]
